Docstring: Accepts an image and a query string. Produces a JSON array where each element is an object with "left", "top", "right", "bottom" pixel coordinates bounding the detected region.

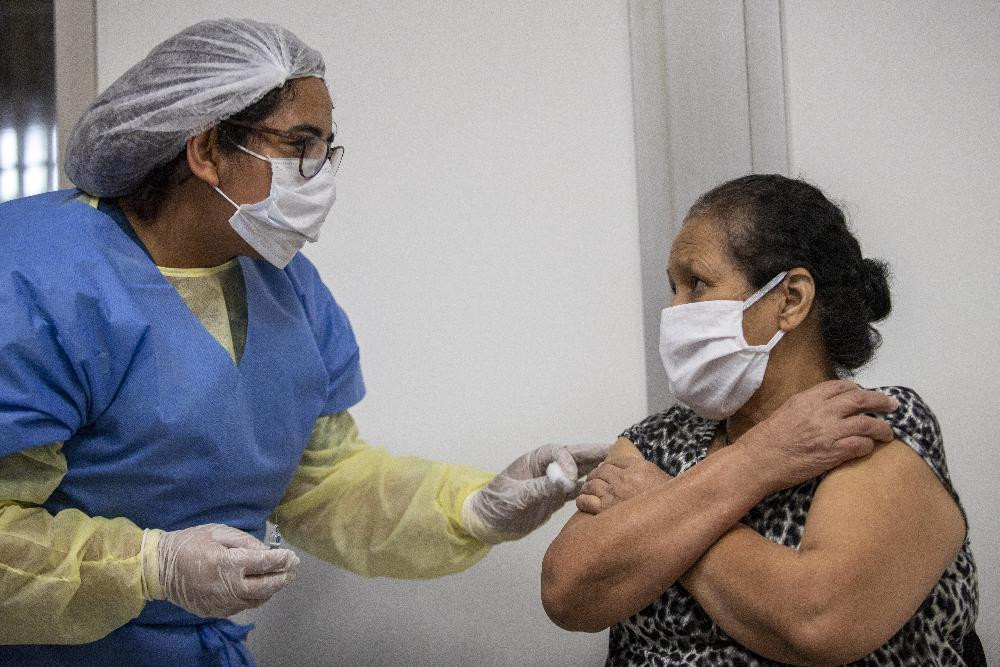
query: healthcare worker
[{"left": 0, "top": 19, "right": 606, "bottom": 664}]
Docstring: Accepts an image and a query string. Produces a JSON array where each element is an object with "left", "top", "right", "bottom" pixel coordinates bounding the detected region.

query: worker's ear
[{"left": 186, "top": 128, "right": 223, "bottom": 188}]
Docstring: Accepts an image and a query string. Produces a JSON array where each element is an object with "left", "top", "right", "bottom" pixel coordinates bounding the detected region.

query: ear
[
  {"left": 185, "top": 128, "right": 222, "bottom": 188},
  {"left": 777, "top": 267, "right": 816, "bottom": 332}
]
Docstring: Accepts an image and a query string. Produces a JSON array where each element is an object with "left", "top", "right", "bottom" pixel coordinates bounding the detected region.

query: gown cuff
[{"left": 140, "top": 528, "right": 165, "bottom": 601}]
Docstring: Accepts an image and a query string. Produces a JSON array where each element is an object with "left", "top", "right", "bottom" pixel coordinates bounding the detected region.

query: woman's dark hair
[
  {"left": 687, "top": 174, "right": 892, "bottom": 375},
  {"left": 122, "top": 83, "right": 297, "bottom": 220}
]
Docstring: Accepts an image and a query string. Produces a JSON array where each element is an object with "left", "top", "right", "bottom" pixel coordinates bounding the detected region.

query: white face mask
[
  {"left": 658, "top": 271, "right": 788, "bottom": 420},
  {"left": 214, "top": 144, "right": 337, "bottom": 269}
]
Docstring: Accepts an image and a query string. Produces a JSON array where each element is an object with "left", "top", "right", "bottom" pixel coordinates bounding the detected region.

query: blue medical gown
[{"left": 0, "top": 191, "right": 365, "bottom": 664}]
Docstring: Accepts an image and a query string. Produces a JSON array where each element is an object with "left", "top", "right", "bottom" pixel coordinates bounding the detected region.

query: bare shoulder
[
  {"left": 824, "top": 438, "right": 953, "bottom": 499},
  {"left": 806, "top": 438, "right": 965, "bottom": 554}
]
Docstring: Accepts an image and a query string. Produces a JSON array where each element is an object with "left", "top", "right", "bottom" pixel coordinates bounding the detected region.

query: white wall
[
  {"left": 783, "top": 1, "right": 1000, "bottom": 659},
  {"left": 95, "top": 1, "right": 643, "bottom": 665}
]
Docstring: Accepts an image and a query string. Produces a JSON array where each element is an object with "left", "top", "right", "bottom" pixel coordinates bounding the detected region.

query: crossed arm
[
  {"left": 541, "top": 438, "right": 775, "bottom": 631},
  {"left": 541, "top": 386, "right": 965, "bottom": 665},
  {"left": 678, "top": 438, "right": 964, "bottom": 664}
]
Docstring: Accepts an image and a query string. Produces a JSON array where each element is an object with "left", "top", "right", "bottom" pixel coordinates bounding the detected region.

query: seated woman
[{"left": 541, "top": 175, "right": 978, "bottom": 665}]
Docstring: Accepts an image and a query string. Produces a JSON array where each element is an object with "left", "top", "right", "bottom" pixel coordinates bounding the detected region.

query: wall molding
[
  {"left": 54, "top": 0, "right": 97, "bottom": 189},
  {"left": 628, "top": 0, "right": 789, "bottom": 410}
]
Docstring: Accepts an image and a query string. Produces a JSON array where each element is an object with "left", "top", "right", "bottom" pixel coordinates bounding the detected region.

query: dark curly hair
[
  {"left": 686, "top": 174, "right": 892, "bottom": 375},
  {"left": 121, "top": 83, "right": 298, "bottom": 221}
]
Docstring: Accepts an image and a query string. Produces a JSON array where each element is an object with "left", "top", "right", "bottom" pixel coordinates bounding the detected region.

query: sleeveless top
[{"left": 607, "top": 386, "right": 978, "bottom": 666}]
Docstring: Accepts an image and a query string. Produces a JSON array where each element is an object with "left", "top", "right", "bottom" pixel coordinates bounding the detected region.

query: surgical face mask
[
  {"left": 658, "top": 271, "right": 788, "bottom": 420},
  {"left": 214, "top": 144, "right": 337, "bottom": 269}
]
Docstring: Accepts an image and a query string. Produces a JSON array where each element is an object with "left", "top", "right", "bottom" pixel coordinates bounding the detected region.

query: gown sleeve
[
  {"left": 0, "top": 443, "right": 161, "bottom": 645},
  {"left": 271, "top": 411, "right": 496, "bottom": 579},
  {"left": 283, "top": 254, "right": 365, "bottom": 415},
  {"left": 0, "top": 258, "right": 161, "bottom": 644}
]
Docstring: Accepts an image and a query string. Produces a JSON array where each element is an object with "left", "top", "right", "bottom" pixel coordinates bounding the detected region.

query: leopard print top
[{"left": 607, "top": 386, "right": 978, "bottom": 666}]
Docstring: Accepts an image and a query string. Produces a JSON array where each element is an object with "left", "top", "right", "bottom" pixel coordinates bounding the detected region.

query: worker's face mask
[
  {"left": 214, "top": 145, "right": 337, "bottom": 269},
  {"left": 658, "top": 271, "right": 787, "bottom": 420}
]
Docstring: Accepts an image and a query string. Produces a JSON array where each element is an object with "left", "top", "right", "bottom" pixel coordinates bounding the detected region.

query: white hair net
[{"left": 65, "top": 18, "right": 325, "bottom": 197}]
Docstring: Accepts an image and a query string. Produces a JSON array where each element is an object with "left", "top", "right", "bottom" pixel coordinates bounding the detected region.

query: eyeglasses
[{"left": 220, "top": 120, "right": 344, "bottom": 179}]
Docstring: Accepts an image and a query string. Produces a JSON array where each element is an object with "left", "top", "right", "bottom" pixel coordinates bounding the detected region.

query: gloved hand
[
  {"left": 144, "top": 523, "right": 300, "bottom": 618},
  {"left": 461, "top": 443, "right": 610, "bottom": 544}
]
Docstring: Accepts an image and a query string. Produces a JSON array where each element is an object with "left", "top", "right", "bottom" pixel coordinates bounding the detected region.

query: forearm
[
  {"left": 541, "top": 445, "right": 771, "bottom": 632},
  {"left": 679, "top": 525, "right": 827, "bottom": 665},
  {"left": 273, "top": 412, "right": 494, "bottom": 579},
  {"left": 680, "top": 440, "right": 966, "bottom": 665},
  {"left": 0, "top": 501, "right": 157, "bottom": 644}
]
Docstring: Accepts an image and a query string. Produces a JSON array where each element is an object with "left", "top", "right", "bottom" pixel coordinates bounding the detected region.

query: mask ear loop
[
  {"left": 742, "top": 271, "right": 789, "bottom": 350},
  {"left": 212, "top": 143, "right": 272, "bottom": 211},
  {"left": 742, "top": 271, "right": 789, "bottom": 310},
  {"left": 213, "top": 185, "right": 241, "bottom": 211}
]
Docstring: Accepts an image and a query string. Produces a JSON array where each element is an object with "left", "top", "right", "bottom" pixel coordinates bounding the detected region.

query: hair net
[{"left": 65, "top": 18, "right": 325, "bottom": 197}]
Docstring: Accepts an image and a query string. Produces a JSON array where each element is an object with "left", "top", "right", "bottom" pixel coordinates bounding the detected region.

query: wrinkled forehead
[{"left": 669, "top": 215, "right": 730, "bottom": 266}]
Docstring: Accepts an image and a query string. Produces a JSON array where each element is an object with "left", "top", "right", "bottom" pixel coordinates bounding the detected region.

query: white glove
[
  {"left": 144, "top": 523, "right": 299, "bottom": 618},
  {"left": 461, "top": 443, "right": 609, "bottom": 544}
]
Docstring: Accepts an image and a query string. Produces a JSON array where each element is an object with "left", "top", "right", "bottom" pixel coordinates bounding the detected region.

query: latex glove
[
  {"left": 149, "top": 523, "right": 300, "bottom": 618},
  {"left": 461, "top": 443, "right": 609, "bottom": 544}
]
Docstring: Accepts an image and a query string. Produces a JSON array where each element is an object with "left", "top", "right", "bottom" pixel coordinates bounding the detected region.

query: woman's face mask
[
  {"left": 658, "top": 271, "right": 787, "bottom": 420},
  {"left": 659, "top": 217, "right": 789, "bottom": 420},
  {"left": 214, "top": 143, "right": 338, "bottom": 269}
]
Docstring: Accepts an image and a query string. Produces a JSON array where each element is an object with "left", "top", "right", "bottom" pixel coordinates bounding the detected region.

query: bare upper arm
[
  {"left": 797, "top": 438, "right": 965, "bottom": 647},
  {"left": 607, "top": 436, "right": 643, "bottom": 460}
]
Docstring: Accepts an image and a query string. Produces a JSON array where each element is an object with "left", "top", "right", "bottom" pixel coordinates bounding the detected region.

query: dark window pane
[{"left": 0, "top": 1, "right": 56, "bottom": 202}]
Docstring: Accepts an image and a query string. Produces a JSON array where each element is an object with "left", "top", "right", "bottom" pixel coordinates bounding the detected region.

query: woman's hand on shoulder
[
  {"left": 576, "top": 438, "right": 671, "bottom": 515},
  {"left": 735, "top": 380, "right": 898, "bottom": 494}
]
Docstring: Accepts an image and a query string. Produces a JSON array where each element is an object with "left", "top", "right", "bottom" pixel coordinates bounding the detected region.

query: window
[{"left": 0, "top": 1, "right": 57, "bottom": 204}]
